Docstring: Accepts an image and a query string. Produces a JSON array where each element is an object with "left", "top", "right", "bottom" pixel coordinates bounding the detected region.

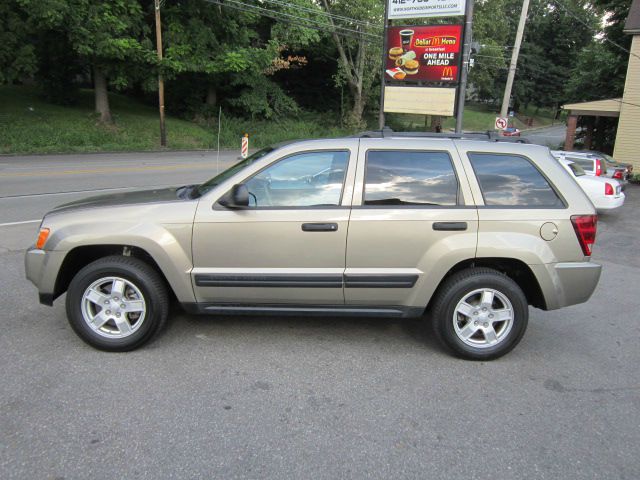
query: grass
[
  {"left": 0, "top": 85, "right": 352, "bottom": 155},
  {"left": 387, "top": 103, "right": 558, "bottom": 132},
  {"left": 0, "top": 85, "right": 560, "bottom": 155}
]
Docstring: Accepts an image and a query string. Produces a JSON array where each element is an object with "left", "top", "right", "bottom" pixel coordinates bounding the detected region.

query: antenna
[{"left": 216, "top": 106, "right": 222, "bottom": 174}]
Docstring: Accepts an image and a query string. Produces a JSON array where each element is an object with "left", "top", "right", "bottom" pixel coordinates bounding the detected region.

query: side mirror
[{"left": 218, "top": 184, "right": 250, "bottom": 209}]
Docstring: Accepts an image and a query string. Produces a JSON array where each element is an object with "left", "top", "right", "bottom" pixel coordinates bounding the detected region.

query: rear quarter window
[{"left": 468, "top": 152, "right": 564, "bottom": 207}]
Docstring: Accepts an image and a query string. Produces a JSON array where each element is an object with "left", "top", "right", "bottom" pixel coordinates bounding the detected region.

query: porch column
[
  {"left": 584, "top": 119, "right": 594, "bottom": 150},
  {"left": 564, "top": 114, "right": 578, "bottom": 151}
]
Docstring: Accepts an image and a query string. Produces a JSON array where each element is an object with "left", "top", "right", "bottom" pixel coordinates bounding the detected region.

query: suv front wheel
[
  {"left": 65, "top": 255, "right": 169, "bottom": 351},
  {"left": 431, "top": 268, "right": 528, "bottom": 360}
]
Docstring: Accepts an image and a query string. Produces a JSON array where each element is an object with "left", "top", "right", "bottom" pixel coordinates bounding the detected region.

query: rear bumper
[
  {"left": 531, "top": 261, "right": 602, "bottom": 310},
  {"left": 25, "top": 247, "right": 66, "bottom": 305},
  {"left": 595, "top": 193, "right": 625, "bottom": 211}
]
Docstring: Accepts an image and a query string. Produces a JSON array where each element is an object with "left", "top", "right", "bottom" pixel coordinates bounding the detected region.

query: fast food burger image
[
  {"left": 404, "top": 59, "right": 419, "bottom": 75},
  {"left": 388, "top": 47, "right": 403, "bottom": 61}
]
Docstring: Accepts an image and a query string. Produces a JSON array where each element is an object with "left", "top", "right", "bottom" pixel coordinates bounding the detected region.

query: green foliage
[
  {"left": 228, "top": 75, "right": 300, "bottom": 119},
  {"left": 0, "top": 1, "right": 37, "bottom": 83},
  {"left": 468, "top": 0, "right": 518, "bottom": 102},
  {"left": 34, "top": 30, "right": 83, "bottom": 105},
  {"left": 565, "top": 42, "right": 623, "bottom": 102},
  {"left": 0, "top": 85, "right": 349, "bottom": 154},
  {"left": 565, "top": 0, "right": 631, "bottom": 101},
  {"left": 2, "top": 0, "right": 633, "bottom": 147},
  {"left": 18, "top": 0, "right": 155, "bottom": 87}
]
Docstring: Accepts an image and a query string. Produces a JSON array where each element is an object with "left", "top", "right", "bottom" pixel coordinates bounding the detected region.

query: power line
[
  {"left": 259, "top": 0, "right": 382, "bottom": 30},
  {"left": 617, "top": 99, "right": 640, "bottom": 109},
  {"left": 204, "top": 0, "right": 380, "bottom": 40},
  {"left": 550, "top": 0, "right": 640, "bottom": 61}
]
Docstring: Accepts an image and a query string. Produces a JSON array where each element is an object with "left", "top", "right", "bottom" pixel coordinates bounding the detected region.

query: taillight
[
  {"left": 604, "top": 183, "right": 614, "bottom": 195},
  {"left": 571, "top": 215, "right": 597, "bottom": 256},
  {"left": 595, "top": 159, "right": 602, "bottom": 176},
  {"left": 613, "top": 170, "right": 623, "bottom": 179}
]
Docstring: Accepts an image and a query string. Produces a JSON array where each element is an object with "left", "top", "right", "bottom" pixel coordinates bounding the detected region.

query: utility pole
[
  {"left": 500, "top": 0, "right": 530, "bottom": 119},
  {"left": 455, "top": 0, "right": 475, "bottom": 133},
  {"left": 154, "top": 0, "right": 167, "bottom": 147}
]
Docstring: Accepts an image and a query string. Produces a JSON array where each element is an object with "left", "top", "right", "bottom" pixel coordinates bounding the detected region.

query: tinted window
[
  {"left": 245, "top": 151, "right": 348, "bottom": 207},
  {"left": 567, "top": 162, "right": 586, "bottom": 177},
  {"left": 469, "top": 153, "right": 563, "bottom": 207},
  {"left": 569, "top": 157, "right": 594, "bottom": 171},
  {"left": 364, "top": 151, "right": 458, "bottom": 206}
]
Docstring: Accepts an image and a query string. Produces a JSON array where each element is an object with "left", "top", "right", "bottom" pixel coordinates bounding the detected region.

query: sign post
[{"left": 379, "top": 0, "right": 390, "bottom": 129}]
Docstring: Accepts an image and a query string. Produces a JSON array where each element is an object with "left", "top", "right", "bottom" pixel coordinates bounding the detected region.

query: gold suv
[{"left": 25, "top": 132, "right": 602, "bottom": 359}]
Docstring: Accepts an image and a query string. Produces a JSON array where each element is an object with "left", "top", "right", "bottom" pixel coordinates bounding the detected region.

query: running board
[{"left": 182, "top": 303, "right": 424, "bottom": 319}]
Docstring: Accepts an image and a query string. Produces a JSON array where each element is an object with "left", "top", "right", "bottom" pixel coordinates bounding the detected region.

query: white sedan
[{"left": 559, "top": 158, "right": 625, "bottom": 212}]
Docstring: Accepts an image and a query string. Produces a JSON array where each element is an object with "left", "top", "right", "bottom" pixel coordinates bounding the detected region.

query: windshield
[
  {"left": 568, "top": 162, "right": 586, "bottom": 177},
  {"left": 194, "top": 147, "right": 275, "bottom": 198}
]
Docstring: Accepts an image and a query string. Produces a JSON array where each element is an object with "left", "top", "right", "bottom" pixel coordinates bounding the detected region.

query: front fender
[{"left": 47, "top": 221, "right": 195, "bottom": 303}]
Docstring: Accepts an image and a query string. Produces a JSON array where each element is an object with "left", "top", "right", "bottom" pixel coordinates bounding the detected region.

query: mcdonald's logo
[{"left": 442, "top": 66, "right": 454, "bottom": 78}]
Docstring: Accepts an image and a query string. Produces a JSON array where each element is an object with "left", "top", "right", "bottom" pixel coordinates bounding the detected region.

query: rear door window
[
  {"left": 363, "top": 150, "right": 458, "bottom": 206},
  {"left": 468, "top": 153, "right": 564, "bottom": 207}
]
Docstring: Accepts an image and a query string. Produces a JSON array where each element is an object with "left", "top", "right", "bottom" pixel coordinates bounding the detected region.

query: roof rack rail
[{"left": 351, "top": 127, "right": 530, "bottom": 143}]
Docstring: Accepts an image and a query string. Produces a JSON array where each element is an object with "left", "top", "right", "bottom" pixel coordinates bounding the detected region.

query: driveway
[{"left": 524, "top": 124, "right": 567, "bottom": 148}]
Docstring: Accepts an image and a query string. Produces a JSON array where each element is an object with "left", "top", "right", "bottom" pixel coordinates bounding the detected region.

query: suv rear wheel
[
  {"left": 431, "top": 268, "right": 528, "bottom": 360},
  {"left": 65, "top": 255, "right": 169, "bottom": 351}
]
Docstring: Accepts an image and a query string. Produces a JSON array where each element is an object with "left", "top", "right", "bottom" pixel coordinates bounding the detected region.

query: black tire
[
  {"left": 430, "top": 268, "right": 528, "bottom": 360},
  {"left": 65, "top": 255, "right": 169, "bottom": 351}
]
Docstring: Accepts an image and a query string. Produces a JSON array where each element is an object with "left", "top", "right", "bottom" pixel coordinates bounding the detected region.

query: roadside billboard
[
  {"left": 384, "top": 25, "right": 463, "bottom": 84},
  {"left": 387, "top": 0, "right": 466, "bottom": 19}
]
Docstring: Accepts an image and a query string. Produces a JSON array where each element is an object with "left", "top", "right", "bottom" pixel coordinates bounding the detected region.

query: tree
[
  {"left": 0, "top": 1, "right": 37, "bottom": 84},
  {"left": 469, "top": 0, "right": 520, "bottom": 103},
  {"left": 565, "top": 0, "right": 632, "bottom": 101},
  {"left": 159, "top": 0, "right": 304, "bottom": 119},
  {"left": 319, "top": 0, "right": 383, "bottom": 128},
  {"left": 19, "top": 0, "right": 155, "bottom": 123},
  {"left": 506, "top": 0, "right": 597, "bottom": 111}
]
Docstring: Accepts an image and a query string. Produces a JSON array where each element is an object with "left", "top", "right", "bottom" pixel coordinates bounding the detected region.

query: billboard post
[
  {"left": 455, "top": 0, "right": 475, "bottom": 133},
  {"left": 379, "top": 0, "right": 390, "bottom": 129}
]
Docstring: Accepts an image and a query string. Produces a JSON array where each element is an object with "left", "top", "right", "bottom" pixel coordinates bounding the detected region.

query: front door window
[{"left": 245, "top": 151, "right": 349, "bottom": 208}]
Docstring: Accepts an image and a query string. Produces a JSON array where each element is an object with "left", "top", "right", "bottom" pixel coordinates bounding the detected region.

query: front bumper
[
  {"left": 530, "top": 261, "right": 602, "bottom": 310},
  {"left": 25, "top": 247, "right": 67, "bottom": 305}
]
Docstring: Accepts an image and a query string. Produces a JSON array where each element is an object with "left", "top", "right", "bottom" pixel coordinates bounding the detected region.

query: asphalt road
[
  {"left": 524, "top": 124, "right": 567, "bottom": 148},
  {"left": 1, "top": 152, "right": 639, "bottom": 479}
]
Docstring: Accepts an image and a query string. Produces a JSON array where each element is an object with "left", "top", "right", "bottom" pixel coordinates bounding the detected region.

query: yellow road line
[{"left": 0, "top": 162, "right": 213, "bottom": 178}]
